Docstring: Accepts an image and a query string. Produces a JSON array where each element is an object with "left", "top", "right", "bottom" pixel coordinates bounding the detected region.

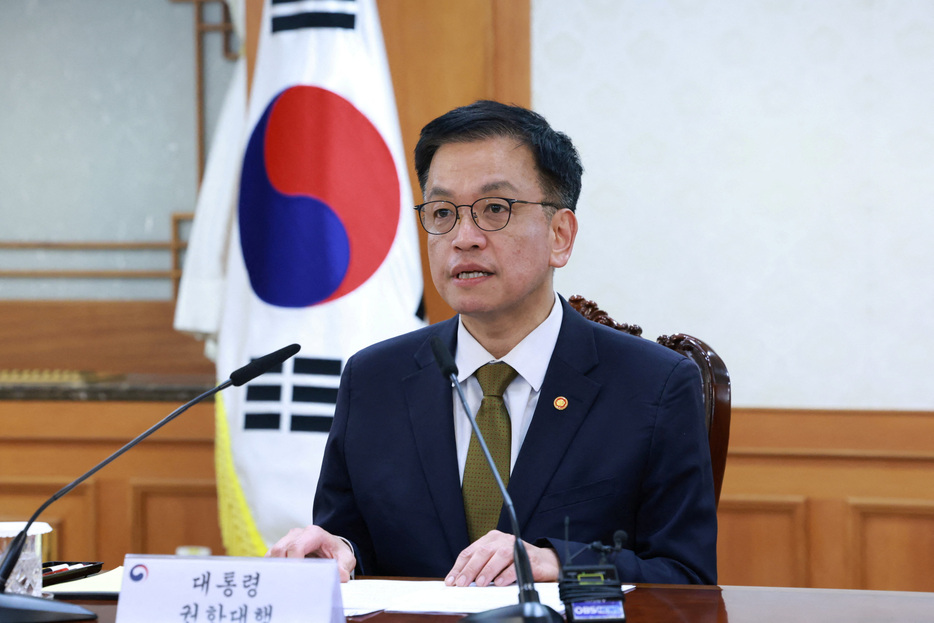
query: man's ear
[{"left": 549, "top": 208, "right": 578, "bottom": 269}]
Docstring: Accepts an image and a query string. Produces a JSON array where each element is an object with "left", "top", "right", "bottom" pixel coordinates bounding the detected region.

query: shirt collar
[{"left": 455, "top": 294, "right": 563, "bottom": 392}]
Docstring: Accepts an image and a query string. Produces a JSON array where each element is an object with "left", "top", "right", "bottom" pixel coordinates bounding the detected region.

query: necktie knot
[{"left": 475, "top": 362, "right": 518, "bottom": 398}]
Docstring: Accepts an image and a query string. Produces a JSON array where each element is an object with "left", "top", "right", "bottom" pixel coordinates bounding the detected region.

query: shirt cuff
[{"left": 336, "top": 536, "right": 356, "bottom": 580}]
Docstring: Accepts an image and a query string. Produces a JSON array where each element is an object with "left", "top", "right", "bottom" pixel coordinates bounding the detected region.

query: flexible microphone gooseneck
[
  {"left": 0, "top": 343, "right": 301, "bottom": 623},
  {"left": 430, "top": 336, "right": 562, "bottom": 623}
]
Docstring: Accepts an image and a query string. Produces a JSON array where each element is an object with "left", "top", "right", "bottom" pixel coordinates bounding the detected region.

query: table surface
[{"left": 70, "top": 583, "right": 934, "bottom": 623}]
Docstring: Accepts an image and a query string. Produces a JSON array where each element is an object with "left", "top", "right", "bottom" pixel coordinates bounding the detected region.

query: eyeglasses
[{"left": 413, "top": 197, "right": 557, "bottom": 235}]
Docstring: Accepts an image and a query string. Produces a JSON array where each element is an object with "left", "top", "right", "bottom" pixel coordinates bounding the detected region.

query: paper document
[{"left": 343, "top": 580, "right": 584, "bottom": 615}]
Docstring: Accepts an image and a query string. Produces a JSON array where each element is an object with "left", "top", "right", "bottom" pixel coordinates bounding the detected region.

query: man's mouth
[{"left": 456, "top": 271, "right": 492, "bottom": 279}]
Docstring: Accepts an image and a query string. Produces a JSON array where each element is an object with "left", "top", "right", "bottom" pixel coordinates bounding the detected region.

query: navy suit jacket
[{"left": 313, "top": 296, "right": 718, "bottom": 584}]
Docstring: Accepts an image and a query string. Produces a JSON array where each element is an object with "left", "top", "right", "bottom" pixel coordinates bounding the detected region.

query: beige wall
[{"left": 532, "top": 0, "right": 934, "bottom": 411}]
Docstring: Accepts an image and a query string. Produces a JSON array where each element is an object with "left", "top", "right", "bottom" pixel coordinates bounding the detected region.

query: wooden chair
[{"left": 568, "top": 295, "right": 731, "bottom": 507}]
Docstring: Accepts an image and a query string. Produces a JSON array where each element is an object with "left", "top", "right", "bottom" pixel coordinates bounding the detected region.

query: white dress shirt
[{"left": 453, "top": 294, "right": 563, "bottom": 483}]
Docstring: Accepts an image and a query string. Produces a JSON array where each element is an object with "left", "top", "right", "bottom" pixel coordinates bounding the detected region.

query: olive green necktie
[{"left": 462, "top": 362, "right": 519, "bottom": 542}]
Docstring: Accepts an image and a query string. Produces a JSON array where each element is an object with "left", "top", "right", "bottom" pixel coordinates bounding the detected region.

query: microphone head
[
  {"left": 429, "top": 335, "right": 458, "bottom": 378},
  {"left": 229, "top": 343, "right": 301, "bottom": 386}
]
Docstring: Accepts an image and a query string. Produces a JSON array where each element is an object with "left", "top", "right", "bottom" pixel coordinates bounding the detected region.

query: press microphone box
[{"left": 558, "top": 563, "right": 626, "bottom": 622}]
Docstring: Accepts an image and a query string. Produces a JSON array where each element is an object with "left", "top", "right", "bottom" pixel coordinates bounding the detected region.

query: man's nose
[{"left": 450, "top": 208, "right": 487, "bottom": 247}]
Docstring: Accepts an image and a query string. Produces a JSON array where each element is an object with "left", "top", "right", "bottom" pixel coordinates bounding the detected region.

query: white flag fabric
[
  {"left": 210, "top": 0, "right": 424, "bottom": 555},
  {"left": 173, "top": 60, "right": 245, "bottom": 348},
  {"left": 174, "top": 0, "right": 246, "bottom": 349}
]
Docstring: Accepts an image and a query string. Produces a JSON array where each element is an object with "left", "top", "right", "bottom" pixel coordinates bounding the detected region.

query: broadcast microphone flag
[{"left": 176, "top": 0, "right": 423, "bottom": 555}]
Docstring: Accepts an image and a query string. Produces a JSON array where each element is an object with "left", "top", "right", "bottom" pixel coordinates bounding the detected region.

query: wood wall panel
[
  {"left": 848, "top": 499, "right": 934, "bottom": 592},
  {"left": 0, "top": 301, "right": 213, "bottom": 375},
  {"left": 717, "top": 495, "right": 808, "bottom": 588},
  {"left": 0, "top": 478, "right": 98, "bottom": 563},
  {"left": 1, "top": 401, "right": 214, "bottom": 443},
  {"left": 720, "top": 408, "right": 934, "bottom": 590},
  {"left": 131, "top": 480, "right": 224, "bottom": 556},
  {"left": 728, "top": 408, "right": 934, "bottom": 456},
  {"left": 0, "top": 401, "right": 217, "bottom": 569}
]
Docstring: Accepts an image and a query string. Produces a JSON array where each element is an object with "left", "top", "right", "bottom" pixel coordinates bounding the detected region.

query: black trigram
[
  {"left": 243, "top": 356, "right": 342, "bottom": 433},
  {"left": 271, "top": 0, "right": 357, "bottom": 33}
]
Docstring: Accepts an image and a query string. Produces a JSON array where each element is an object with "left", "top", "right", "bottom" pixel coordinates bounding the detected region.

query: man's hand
[
  {"left": 265, "top": 525, "right": 356, "bottom": 582},
  {"left": 444, "top": 530, "right": 560, "bottom": 587}
]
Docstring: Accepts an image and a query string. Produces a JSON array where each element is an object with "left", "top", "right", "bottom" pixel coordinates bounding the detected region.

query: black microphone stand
[{"left": 430, "top": 337, "right": 562, "bottom": 623}]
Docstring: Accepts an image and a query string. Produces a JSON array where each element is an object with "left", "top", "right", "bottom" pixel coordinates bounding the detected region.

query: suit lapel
[
  {"left": 505, "top": 301, "right": 602, "bottom": 533},
  {"left": 403, "top": 319, "right": 471, "bottom": 556}
]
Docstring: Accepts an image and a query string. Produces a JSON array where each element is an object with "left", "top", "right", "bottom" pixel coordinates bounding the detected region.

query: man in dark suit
[{"left": 268, "top": 101, "right": 717, "bottom": 586}]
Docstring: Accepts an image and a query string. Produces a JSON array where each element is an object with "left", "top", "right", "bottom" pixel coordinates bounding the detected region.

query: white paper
[{"left": 342, "top": 580, "right": 567, "bottom": 615}]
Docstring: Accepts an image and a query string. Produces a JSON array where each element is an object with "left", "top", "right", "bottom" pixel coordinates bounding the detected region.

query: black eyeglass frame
[{"left": 413, "top": 197, "right": 558, "bottom": 235}]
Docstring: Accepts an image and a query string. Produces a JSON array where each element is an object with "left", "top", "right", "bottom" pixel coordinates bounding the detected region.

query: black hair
[{"left": 414, "top": 100, "right": 583, "bottom": 212}]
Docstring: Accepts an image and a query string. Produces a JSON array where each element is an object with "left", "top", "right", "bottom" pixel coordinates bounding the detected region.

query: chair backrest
[{"left": 568, "top": 295, "right": 731, "bottom": 507}]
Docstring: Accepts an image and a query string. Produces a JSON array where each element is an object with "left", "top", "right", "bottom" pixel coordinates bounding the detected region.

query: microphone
[
  {"left": 230, "top": 343, "right": 300, "bottom": 387},
  {"left": 0, "top": 344, "right": 301, "bottom": 623},
  {"left": 430, "top": 336, "right": 562, "bottom": 623}
]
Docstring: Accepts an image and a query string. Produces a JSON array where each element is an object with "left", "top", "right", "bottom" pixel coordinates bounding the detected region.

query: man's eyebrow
[
  {"left": 426, "top": 181, "right": 520, "bottom": 200},
  {"left": 479, "top": 180, "right": 519, "bottom": 195},
  {"left": 425, "top": 186, "right": 453, "bottom": 200}
]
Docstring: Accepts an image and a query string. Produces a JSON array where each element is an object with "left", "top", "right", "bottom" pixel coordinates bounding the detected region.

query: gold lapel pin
[{"left": 553, "top": 396, "right": 568, "bottom": 411}]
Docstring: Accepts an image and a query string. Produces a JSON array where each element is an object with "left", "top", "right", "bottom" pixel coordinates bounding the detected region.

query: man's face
[{"left": 424, "top": 136, "right": 576, "bottom": 326}]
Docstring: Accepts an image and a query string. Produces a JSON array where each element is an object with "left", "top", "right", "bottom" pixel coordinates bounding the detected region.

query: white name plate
[{"left": 115, "top": 554, "right": 344, "bottom": 623}]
